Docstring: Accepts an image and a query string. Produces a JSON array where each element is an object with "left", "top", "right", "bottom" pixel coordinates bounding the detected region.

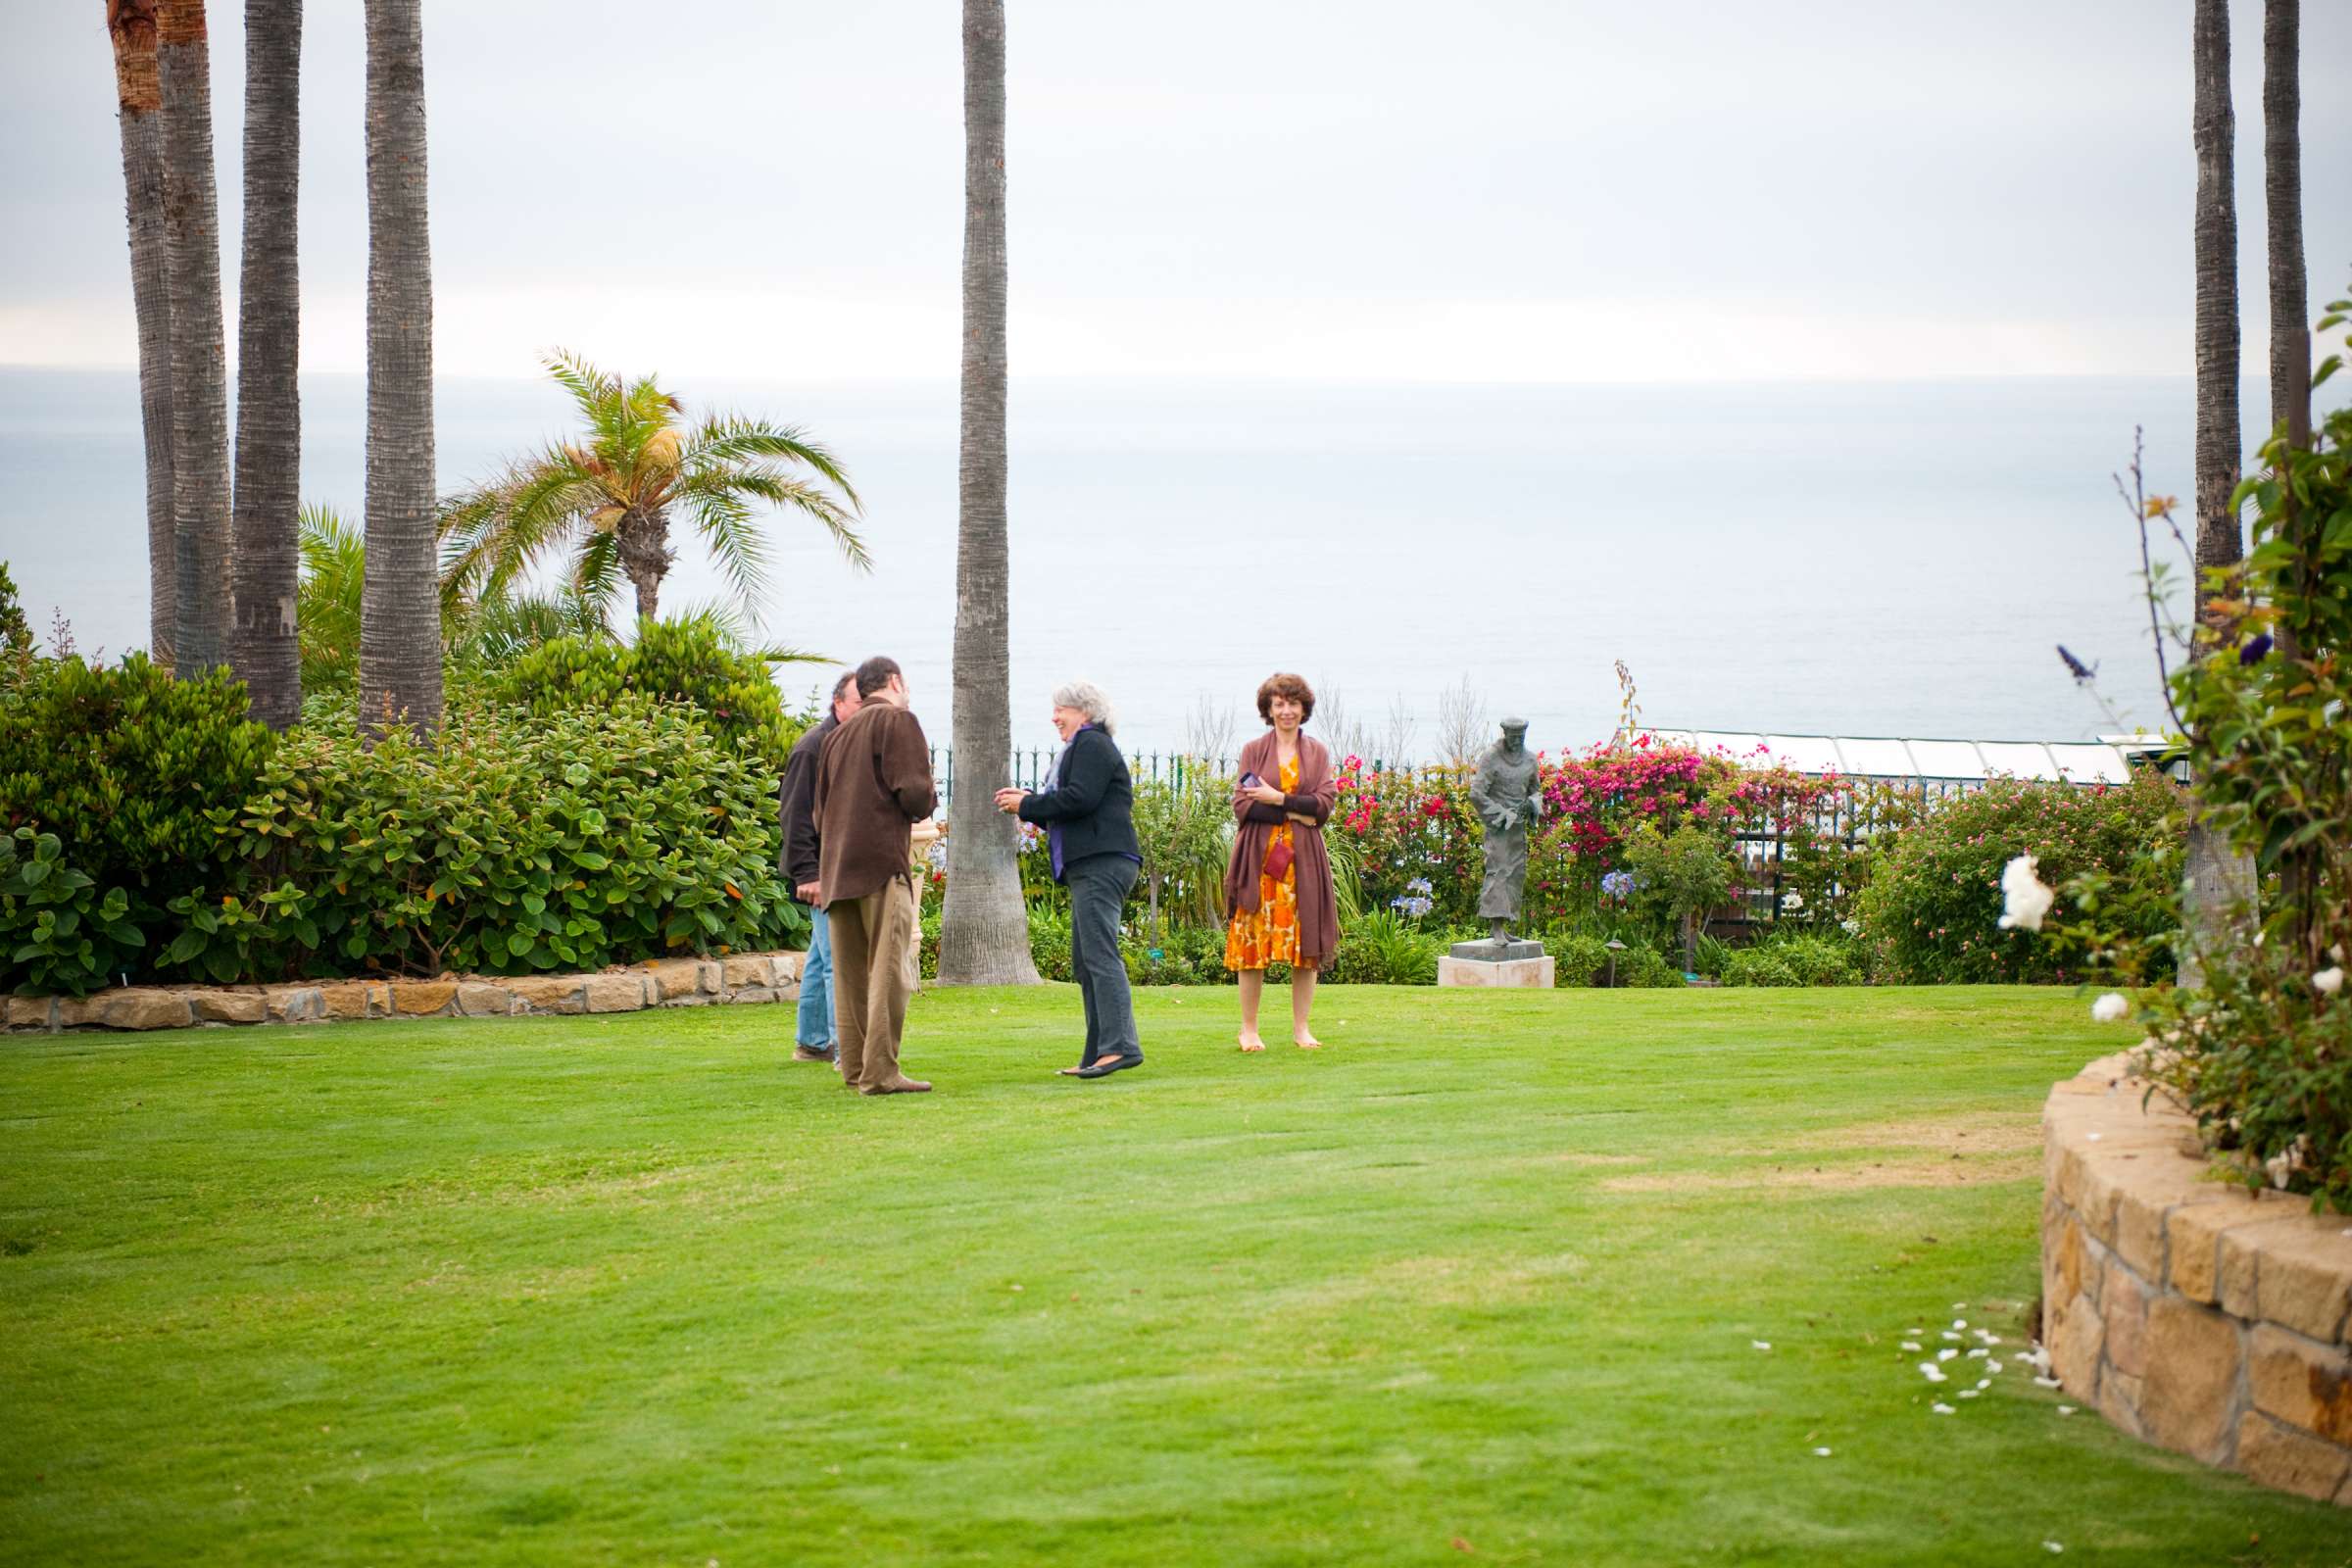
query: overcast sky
[{"left": 4, "top": 0, "right": 2346, "bottom": 384}]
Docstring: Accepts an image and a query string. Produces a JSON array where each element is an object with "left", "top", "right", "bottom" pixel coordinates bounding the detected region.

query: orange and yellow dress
[{"left": 1225, "top": 754, "right": 1301, "bottom": 969}]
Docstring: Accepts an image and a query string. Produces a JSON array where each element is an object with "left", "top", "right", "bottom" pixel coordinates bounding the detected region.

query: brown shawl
[{"left": 1223, "top": 730, "right": 1342, "bottom": 963}]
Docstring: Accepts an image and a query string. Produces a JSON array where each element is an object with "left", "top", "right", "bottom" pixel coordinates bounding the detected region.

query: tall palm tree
[
  {"left": 358, "top": 0, "right": 441, "bottom": 737},
  {"left": 156, "top": 0, "right": 231, "bottom": 674},
  {"left": 106, "top": 0, "right": 174, "bottom": 670},
  {"left": 2264, "top": 0, "right": 2306, "bottom": 442},
  {"left": 230, "top": 0, "right": 302, "bottom": 728},
  {"left": 936, "top": 0, "right": 1037, "bottom": 986},
  {"left": 2190, "top": 0, "right": 2240, "bottom": 576},
  {"left": 437, "top": 353, "right": 866, "bottom": 627},
  {"left": 2181, "top": 0, "right": 2255, "bottom": 984}
]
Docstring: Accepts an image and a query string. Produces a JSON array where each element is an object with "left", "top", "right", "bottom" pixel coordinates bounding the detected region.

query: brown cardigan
[
  {"left": 811, "top": 701, "right": 937, "bottom": 905},
  {"left": 1223, "top": 730, "right": 1341, "bottom": 963}
]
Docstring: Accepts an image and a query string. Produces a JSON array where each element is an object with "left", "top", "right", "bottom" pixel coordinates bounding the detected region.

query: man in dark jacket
[
  {"left": 811, "top": 656, "right": 938, "bottom": 1096},
  {"left": 779, "top": 671, "right": 860, "bottom": 1063}
]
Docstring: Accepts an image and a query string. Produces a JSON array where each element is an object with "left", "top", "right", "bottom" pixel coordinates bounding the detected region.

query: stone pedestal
[{"left": 1437, "top": 940, "right": 1555, "bottom": 988}]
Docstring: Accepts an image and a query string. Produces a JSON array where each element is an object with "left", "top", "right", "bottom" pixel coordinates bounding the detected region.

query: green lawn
[{"left": 2, "top": 985, "right": 2344, "bottom": 1566}]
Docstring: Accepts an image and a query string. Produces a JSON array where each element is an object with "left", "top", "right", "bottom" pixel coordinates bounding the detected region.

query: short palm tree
[{"left": 439, "top": 353, "right": 868, "bottom": 626}]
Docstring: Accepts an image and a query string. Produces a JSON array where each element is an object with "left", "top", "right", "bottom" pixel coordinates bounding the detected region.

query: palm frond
[
  {"left": 671, "top": 485, "right": 773, "bottom": 615},
  {"left": 678, "top": 466, "right": 871, "bottom": 574},
  {"left": 683, "top": 416, "right": 863, "bottom": 514}
]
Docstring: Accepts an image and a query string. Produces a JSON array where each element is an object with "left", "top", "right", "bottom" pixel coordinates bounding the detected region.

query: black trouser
[{"left": 1066, "top": 853, "right": 1141, "bottom": 1065}]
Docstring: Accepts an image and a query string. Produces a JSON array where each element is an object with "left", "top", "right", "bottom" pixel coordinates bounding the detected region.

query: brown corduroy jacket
[{"left": 812, "top": 702, "right": 937, "bottom": 906}]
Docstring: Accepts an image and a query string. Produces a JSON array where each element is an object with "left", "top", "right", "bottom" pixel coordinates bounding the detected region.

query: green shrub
[
  {"left": 1551, "top": 933, "right": 1607, "bottom": 986},
  {"left": 1718, "top": 947, "right": 1799, "bottom": 987},
  {"left": 1026, "top": 905, "right": 1074, "bottom": 982},
  {"left": 1854, "top": 770, "right": 2181, "bottom": 984},
  {"left": 489, "top": 616, "right": 798, "bottom": 768},
  {"left": 1326, "top": 910, "right": 1442, "bottom": 985},
  {"left": 157, "top": 696, "right": 803, "bottom": 985},
  {"left": 0, "top": 828, "right": 144, "bottom": 996},
  {"left": 1720, "top": 934, "right": 1860, "bottom": 988},
  {"left": 0, "top": 653, "right": 274, "bottom": 991}
]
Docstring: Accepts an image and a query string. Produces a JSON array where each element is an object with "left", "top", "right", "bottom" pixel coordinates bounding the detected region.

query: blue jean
[
  {"left": 1067, "top": 853, "right": 1141, "bottom": 1066},
  {"left": 796, "top": 904, "right": 835, "bottom": 1048}
]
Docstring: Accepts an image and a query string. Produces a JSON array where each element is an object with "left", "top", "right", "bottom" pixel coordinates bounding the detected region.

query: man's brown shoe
[
  {"left": 792, "top": 1044, "right": 838, "bottom": 1063},
  {"left": 858, "top": 1077, "right": 933, "bottom": 1096}
]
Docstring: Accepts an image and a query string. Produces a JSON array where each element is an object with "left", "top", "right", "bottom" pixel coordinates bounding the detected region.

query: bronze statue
[{"left": 1470, "top": 717, "right": 1542, "bottom": 944}]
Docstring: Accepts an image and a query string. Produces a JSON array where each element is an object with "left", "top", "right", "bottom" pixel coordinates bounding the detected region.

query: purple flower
[{"left": 2238, "top": 632, "right": 2274, "bottom": 665}]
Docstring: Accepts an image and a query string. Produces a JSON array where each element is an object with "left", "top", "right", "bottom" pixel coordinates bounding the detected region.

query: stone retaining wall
[
  {"left": 1, "top": 952, "right": 806, "bottom": 1034},
  {"left": 2042, "top": 1053, "right": 2352, "bottom": 1505}
]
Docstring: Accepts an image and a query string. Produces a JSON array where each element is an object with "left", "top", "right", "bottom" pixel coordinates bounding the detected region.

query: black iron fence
[{"left": 932, "top": 747, "right": 2038, "bottom": 931}]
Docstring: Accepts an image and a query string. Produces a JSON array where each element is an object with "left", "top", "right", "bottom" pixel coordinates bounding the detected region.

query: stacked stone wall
[
  {"left": 1, "top": 952, "right": 806, "bottom": 1034},
  {"left": 2043, "top": 1053, "right": 2352, "bottom": 1505}
]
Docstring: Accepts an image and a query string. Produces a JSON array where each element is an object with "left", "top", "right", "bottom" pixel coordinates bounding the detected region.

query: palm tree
[
  {"left": 300, "top": 503, "right": 608, "bottom": 695},
  {"left": 106, "top": 0, "right": 174, "bottom": 670},
  {"left": 229, "top": 0, "right": 302, "bottom": 729},
  {"left": 2181, "top": 0, "right": 2256, "bottom": 985},
  {"left": 156, "top": 0, "right": 231, "bottom": 674},
  {"left": 935, "top": 0, "right": 1037, "bottom": 986},
  {"left": 2264, "top": 0, "right": 2306, "bottom": 441},
  {"left": 358, "top": 0, "right": 442, "bottom": 737},
  {"left": 2191, "top": 0, "right": 2240, "bottom": 576},
  {"left": 436, "top": 352, "right": 866, "bottom": 627}
]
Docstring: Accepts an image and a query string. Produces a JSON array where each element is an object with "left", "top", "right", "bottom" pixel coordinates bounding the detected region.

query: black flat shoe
[{"left": 1072, "top": 1054, "right": 1142, "bottom": 1079}]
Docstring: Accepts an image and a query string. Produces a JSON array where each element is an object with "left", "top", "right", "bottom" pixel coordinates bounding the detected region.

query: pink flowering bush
[{"left": 1330, "top": 738, "right": 1891, "bottom": 947}]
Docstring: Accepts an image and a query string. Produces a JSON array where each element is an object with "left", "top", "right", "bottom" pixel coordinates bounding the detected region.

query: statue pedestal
[{"left": 1437, "top": 941, "right": 1554, "bottom": 989}]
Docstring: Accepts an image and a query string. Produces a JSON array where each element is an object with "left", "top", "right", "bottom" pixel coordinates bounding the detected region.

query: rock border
[
  {"left": 1, "top": 952, "right": 807, "bottom": 1034},
  {"left": 2042, "top": 1052, "right": 2352, "bottom": 1505}
]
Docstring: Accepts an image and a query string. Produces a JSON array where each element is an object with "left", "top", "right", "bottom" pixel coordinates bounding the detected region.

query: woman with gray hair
[{"left": 995, "top": 681, "right": 1145, "bottom": 1079}]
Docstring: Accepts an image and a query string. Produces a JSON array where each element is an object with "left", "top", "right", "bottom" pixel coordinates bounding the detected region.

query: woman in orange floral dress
[{"left": 1223, "top": 672, "right": 1341, "bottom": 1051}]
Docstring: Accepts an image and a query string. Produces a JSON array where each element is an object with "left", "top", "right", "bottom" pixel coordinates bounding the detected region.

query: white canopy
[{"left": 1647, "top": 729, "right": 2169, "bottom": 785}]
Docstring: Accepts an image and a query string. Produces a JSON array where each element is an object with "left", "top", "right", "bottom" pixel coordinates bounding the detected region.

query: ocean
[{"left": 0, "top": 367, "right": 2310, "bottom": 761}]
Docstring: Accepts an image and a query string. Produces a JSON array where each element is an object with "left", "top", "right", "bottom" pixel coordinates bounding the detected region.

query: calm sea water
[{"left": 0, "top": 368, "right": 2311, "bottom": 760}]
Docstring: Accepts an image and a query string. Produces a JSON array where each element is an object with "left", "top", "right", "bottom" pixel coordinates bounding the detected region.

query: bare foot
[
  {"left": 1238, "top": 1032, "right": 1267, "bottom": 1053},
  {"left": 1294, "top": 1033, "right": 1322, "bottom": 1050},
  {"left": 1057, "top": 1064, "right": 1087, "bottom": 1075}
]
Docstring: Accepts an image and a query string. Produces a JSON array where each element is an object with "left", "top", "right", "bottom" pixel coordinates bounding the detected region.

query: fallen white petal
[
  {"left": 1812, "top": 1446, "right": 1832, "bottom": 1457},
  {"left": 1952, "top": 1319, "right": 1967, "bottom": 1329},
  {"left": 2034, "top": 1376, "right": 2063, "bottom": 1388},
  {"left": 1751, "top": 1341, "right": 1771, "bottom": 1351},
  {"left": 1938, "top": 1348, "right": 1960, "bottom": 1361},
  {"left": 1986, "top": 1360, "right": 2004, "bottom": 1374},
  {"left": 1967, "top": 1348, "right": 1987, "bottom": 1359},
  {"left": 1977, "top": 1378, "right": 1992, "bottom": 1390},
  {"left": 2044, "top": 1544, "right": 2064, "bottom": 1555},
  {"left": 2057, "top": 1404, "right": 2076, "bottom": 1415},
  {"left": 1932, "top": 1402, "right": 1956, "bottom": 1414},
  {"left": 1940, "top": 1332, "right": 1962, "bottom": 1342},
  {"left": 1899, "top": 1341, "right": 1923, "bottom": 1351},
  {"left": 1920, "top": 1364, "right": 1948, "bottom": 1383},
  {"left": 2090, "top": 991, "right": 2130, "bottom": 1023}
]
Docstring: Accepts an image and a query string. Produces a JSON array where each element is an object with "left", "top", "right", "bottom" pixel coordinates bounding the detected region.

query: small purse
[{"left": 1262, "top": 837, "right": 1295, "bottom": 881}]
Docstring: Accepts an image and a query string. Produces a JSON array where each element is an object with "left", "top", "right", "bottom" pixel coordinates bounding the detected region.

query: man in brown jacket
[{"left": 811, "top": 655, "right": 938, "bottom": 1096}]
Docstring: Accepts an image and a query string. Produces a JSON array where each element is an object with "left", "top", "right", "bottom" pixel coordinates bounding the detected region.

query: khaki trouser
[{"left": 828, "top": 875, "right": 918, "bottom": 1091}]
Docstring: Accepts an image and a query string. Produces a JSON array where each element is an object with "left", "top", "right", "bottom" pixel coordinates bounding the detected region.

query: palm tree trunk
[
  {"left": 358, "top": 0, "right": 443, "bottom": 738},
  {"left": 936, "top": 0, "right": 1037, "bottom": 986},
  {"left": 2181, "top": 0, "right": 2254, "bottom": 987},
  {"left": 108, "top": 1, "right": 175, "bottom": 671},
  {"left": 2263, "top": 0, "right": 2306, "bottom": 443},
  {"left": 230, "top": 0, "right": 302, "bottom": 729},
  {"left": 156, "top": 0, "right": 231, "bottom": 675},
  {"left": 617, "top": 511, "right": 669, "bottom": 622},
  {"left": 2264, "top": 0, "right": 2314, "bottom": 958},
  {"left": 2190, "top": 0, "right": 2240, "bottom": 575}
]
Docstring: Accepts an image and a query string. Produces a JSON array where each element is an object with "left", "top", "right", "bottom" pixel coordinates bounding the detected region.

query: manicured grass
[{"left": 1, "top": 985, "right": 2344, "bottom": 1566}]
